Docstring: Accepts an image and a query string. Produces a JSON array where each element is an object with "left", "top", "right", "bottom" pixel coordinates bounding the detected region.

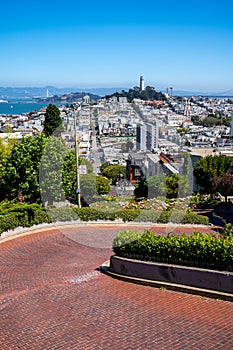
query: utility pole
[{"left": 74, "top": 105, "right": 81, "bottom": 208}]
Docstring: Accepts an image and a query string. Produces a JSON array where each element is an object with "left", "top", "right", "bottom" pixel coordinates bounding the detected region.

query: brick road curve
[{"left": 0, "top": 224, "right": 232, "bottom": 350}]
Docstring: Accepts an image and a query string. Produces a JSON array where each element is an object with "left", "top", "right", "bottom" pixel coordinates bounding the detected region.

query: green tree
[
  {"left": 105, "top": 85, "right": 166, "bottom": 102},
  {"left": 79, "top": 174, "right": 110, "bottom": 204},
  {"left": 80, "top": 174, "right": 97, "bottom": 204},
  {"left": 212, "top": 174, "right": 233, "bottom": 202},
  {"left": 43, "top": 104, "right": 62, "bottom": 136},
  {"left": 0, "top": 135, "right": 47, "bottom": 202},
  {"left": 100, "top": 161, "right": 110, "bottom": 173},
  {"left": 134, "top": 174, "right": 191, "bottom": 199},
  {"left": 134, "top": 175, "right": 168, "bottom": 199},
  {"left": 194, "top": 155, "right": 232, "bottom": 193},
  {"left": 5, "top": 125, "right": 12, "bottom": 133},
  {"left": 147, "top": 175, "right": 167, "bottom": 198},
  {"left": 62, "top": 150, "right": 93, "bottom": 201},
  {"left": 62, "top": 150, "right": 76, "bottom": 199},
  {"left": 96, "top": 176, "right": 111, "bottom": 195},
  {"left": 102, "top": 165, "right": 125, "bottom": 184},
  {"left": 166, "top": 174, "right": 191, "bottom": 199},
  {"left": 134, "top": 179, "right": 148, "bottom": 199},
  {"left": 202, "top": 116, "right": 219, "bottom": 127},
  {"left": 177, "top": 127, "right": 188, "bottom": 134},
  {"left": 0, "top": 137, "right": 15, "bottom": 180},
  {"left": 40, "top": 136, "right": 67, "bottom": 205},
  {"left": 166, "top": 175, "right": 179, "bottom": 198}
]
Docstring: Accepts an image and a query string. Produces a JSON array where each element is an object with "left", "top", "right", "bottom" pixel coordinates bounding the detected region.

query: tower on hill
[{"left": 140, "top": 76, "right": 145, "bottom": 91}]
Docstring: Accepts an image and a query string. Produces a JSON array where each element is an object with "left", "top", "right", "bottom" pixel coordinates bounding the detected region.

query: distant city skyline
[{"left": 1, "top": 0, "right": 233, "bottom": 92}]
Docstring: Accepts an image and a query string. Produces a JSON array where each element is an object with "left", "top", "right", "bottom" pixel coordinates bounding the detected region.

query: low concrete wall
[{"left": 110, "top": 255, "right": 233, "bottom": 294}]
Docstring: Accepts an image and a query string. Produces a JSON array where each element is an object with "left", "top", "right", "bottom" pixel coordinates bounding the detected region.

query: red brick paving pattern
[{"left": 0, "top": 224, "right": 232, "bottom": 350}]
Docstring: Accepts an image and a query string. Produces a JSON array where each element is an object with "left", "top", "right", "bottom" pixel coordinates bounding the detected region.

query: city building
[
  {"left": 231, "top": 113, "right": 233, "bottom": 138},
  {"left": 136, "top": 121, "right": 159, "bottom": 151}
]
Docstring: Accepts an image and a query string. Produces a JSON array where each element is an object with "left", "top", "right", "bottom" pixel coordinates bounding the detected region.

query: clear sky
[{"left": 1, "top": 0, "right": 233, "bottom": 92}]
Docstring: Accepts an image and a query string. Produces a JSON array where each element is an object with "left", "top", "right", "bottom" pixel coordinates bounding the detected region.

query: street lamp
[{"left": 73, "top": 105, "right": 81, "bottom": 208}]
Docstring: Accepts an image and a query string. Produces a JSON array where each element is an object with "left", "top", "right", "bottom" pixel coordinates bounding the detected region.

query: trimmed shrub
[
  {"left": 0, "top": 202, "right": 50, "bottom": 234},
  {"left": 117, "top": 209, "right": 140, "bottom": 222},
  {"left": 113, "top": 230, "right": 233, "bottom": 271},
  {"left": 73, "top": 207, "right": 117, "bottom": 221},
  {"left": 46, "top": 207, "right": 78, "bottom": 222},
  {"left": 136, "top": 210, "right": 161, "bottom": 223},
  {"left": 0, "top": 212, "right": 27, "bottom": 233},
  {"left": 132, "top": 209, "right": 209, "bottom": 225},
  {"left": 181, "top": 212, "right": 209, "bottom": 225},
  {"left": 0, "top": 201, "right": 209, "bottom": 236}
]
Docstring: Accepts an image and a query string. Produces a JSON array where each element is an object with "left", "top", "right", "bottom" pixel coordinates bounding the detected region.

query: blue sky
[{"left": 1, "top": 0, "right": 233, "bottom": 92}]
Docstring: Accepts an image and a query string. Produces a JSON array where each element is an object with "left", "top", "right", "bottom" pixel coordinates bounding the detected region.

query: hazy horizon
[{"left": 0, "top": 85, "right": 233, "bottom": 96}]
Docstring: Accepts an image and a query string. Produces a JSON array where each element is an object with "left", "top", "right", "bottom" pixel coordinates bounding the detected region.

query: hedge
[
  {"left": 73, "top": 208, "right": 117, "bottom": 221},
  {"left": 0, "top": 201, "right": 209, "bottom": 236},
  {"left": 136, "top": 210, "right": 209, "bottom": 225},
  {"left": 113, "top": 230, "right": 233, "bottom": 271},
  {"left": 0, "top": 201, "right": 50, "bottom": 234}
]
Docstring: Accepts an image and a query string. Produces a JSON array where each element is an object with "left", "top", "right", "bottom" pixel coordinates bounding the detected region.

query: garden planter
[{"left": 110, "top": 255, "right": 233, "bottom": 294}]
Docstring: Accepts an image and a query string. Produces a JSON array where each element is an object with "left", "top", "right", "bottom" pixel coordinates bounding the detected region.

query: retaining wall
[{"left": 110, "top": 255, "right": 233, "bottom": 294}]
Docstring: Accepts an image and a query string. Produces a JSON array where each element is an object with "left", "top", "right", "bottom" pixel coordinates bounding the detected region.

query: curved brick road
[{"left": 0, "top": 224, "right": 232, "bottom": 350}]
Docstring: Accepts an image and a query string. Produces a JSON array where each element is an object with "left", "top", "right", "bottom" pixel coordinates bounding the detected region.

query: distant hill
[
  {"left": 0, "top": 86, "right": 71, "bottom": 99},
  {"left": 1, "top": 86, "right": 232, "bottom": 100},
  {"left": 105, "top": 86, "right": 167, "bottom": 102},
  {"left": 0, "top": 86, "right": 128, "bottom": 100},
  {"left": 170, "top": 90, "right": 233, "bottom": 97},
  {"left": 83, "top": 87, "right": 129, "bottom": 96},
  {"left": 41, "top": 91, "right": 101, "bottom": 103}
]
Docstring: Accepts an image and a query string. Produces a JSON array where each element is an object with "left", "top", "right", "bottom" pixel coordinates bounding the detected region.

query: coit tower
[{"left": 140, "top": 76, "right": 145, "bottom": 91}]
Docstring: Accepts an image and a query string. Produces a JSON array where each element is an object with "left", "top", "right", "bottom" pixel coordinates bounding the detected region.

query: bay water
[{"left": 0, "top": 100, "right": 59, "bottom": 115}]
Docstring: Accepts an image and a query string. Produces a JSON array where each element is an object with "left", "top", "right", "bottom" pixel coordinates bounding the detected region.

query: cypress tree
[{"left": 43, "top": 104, "right": 62, "bottom": 136}]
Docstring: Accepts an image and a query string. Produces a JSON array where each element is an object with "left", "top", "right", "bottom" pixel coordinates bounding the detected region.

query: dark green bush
[
  {"left": 0, "top": 200, "right": 209, "bottom": 236},
  {"left": 117, "top": 209, "right": 140, "bottom": 222},
  {"left": 0, "top": 212, "right": 27, "bottom": 233},
  {"left": 0, "top": 202, "right": 50, "bottom": 234},
  {"left": 33, "top": 210, "right": 50, "bottom": 225},
  {"left": 130, "top": 209, "right": 209, "bottom": 225},
  {"left": 181, "top": 212, "right": 209, "bottom": 225},
  {"left": 73, "top": 207, "right": 118, "bottom": 221},
  {"left": 136, "top": 210, "right": 161, "bottom": 223},
  {"left": 158, "top": 210, "right": 172, "bottom": 223},
  {"left": 113, "top": 230, "right": 233, "bottom": 271},
  {"left": 221, "top": 223, "right": 233, "bottom": 238},
  {"left": 46, "top": 207, "right": 78, "bottom": 222}
]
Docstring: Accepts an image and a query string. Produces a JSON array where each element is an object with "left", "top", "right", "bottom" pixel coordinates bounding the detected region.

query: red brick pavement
[{"left": 0, "top": 224, "right": 232, "bottom": 350}]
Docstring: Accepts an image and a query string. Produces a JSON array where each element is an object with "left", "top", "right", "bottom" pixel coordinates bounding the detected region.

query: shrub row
[
  {"left": 0, "top": 202, "right": 50, "bottom": 234},
  {"left": 113, "top": 230, "right": 233, "bottom": 271},
  {"left": 0, "top": 202, "right": 209, "bottom": 235},
  {"left": 38, "top": 208, "right": 209, "bottom": 224},
  {"left": 136, "top": 210, "right": 209, "bottom": 225},
  {"left": 42, "top": 207, "right": 141, "bottom": 223}
]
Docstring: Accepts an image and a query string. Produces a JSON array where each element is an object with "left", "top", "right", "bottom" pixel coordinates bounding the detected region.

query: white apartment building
[
  {"left": 136, "top": 120, "right": 159, "bottom": 151},
  {"left": 136, "top": 122, "right": 147, "bottom": 151}
]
